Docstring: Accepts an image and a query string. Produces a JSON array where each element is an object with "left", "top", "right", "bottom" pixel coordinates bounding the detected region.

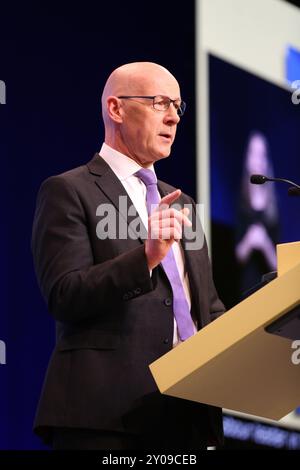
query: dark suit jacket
[{"left": 32, "top": 152, "right": 225, "bottom": 446}]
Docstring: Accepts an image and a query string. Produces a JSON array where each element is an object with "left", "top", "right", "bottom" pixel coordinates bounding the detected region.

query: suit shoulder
[
  {"left": 158, "top": 179, "right": 194, "bottom": 204},
  {"left": 157, "top": 179, "right": 176, "bottom": 194},
  {"left": 38, "top": 152, "right": 105, "bottom": 193},
  {"left": 44, "top": 164, "right": 87, "bottom": 185},
  {"left": 38, "top": 160, "right": 93, "bottom": 195}
]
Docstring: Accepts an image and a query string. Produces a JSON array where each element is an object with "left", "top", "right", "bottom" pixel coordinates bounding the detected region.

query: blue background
[
  {"left": 1, "top": 1, "right": 300, "bottom": 451},
  {"left": 0, "top": 1, "right": 196, "bottom": 449}
]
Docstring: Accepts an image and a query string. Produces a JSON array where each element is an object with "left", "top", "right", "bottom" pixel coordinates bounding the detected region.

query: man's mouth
[{"left": 159, "top": 133, "right": 172, "bottom": 142}]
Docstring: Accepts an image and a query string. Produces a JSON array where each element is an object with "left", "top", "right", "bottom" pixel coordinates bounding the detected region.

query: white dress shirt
[{"left": 99, "top": 142, "right": 196, "bottom": 346}]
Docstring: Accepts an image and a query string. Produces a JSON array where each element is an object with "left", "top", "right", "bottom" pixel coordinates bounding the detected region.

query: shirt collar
[{"left": 99, "top": 142, "right": 155, "bottom": 181}]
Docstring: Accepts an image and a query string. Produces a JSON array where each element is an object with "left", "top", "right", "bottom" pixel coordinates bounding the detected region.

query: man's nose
[{"left": 164, "top": 104, "right": 180, "bottom": 124}]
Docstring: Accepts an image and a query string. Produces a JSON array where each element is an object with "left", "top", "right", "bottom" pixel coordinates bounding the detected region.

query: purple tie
[{"left": 135, "top": 168, "right": 195, "bottom": 341}]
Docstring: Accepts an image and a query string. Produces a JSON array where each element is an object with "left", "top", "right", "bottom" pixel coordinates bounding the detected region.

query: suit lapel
[{"left": 87, "top": 153, "right": 147, "bottom": 242}]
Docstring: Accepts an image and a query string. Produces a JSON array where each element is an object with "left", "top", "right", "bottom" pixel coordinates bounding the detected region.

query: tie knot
[{"left": 135, "top": 168, "right": 157, "bottom": 187}]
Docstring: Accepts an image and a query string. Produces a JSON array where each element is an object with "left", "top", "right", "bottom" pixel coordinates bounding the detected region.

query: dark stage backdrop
[
  {"left": 209, "top": 54, "right": 300, "bottom": 310},
  {"left": 0, "top": 2, "right": 196, "bottom": 449}
]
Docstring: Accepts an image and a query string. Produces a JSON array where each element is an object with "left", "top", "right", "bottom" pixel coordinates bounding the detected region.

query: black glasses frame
[{"left": 117, "top": 95, "right": 186, "bottom": 117}]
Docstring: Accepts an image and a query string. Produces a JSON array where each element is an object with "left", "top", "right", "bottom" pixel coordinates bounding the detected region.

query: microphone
[
  {"left": 250, "top": 174, "right": 300, "bottom": 196},
  {"left": 250, "top": 174, "right": 269, "bottom": 184}
]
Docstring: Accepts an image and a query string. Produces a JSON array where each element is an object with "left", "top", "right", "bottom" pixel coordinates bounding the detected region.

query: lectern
[{"left": 149, "top": 242, "right": 300, "bottom": 420}]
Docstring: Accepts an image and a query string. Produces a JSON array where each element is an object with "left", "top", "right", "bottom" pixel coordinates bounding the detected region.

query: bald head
[
  {"left": 101, "top": 62, "right": 182, "bottom": 167},
  {"left": 101, "top": 62, "right": 179, "bottom": 124}
]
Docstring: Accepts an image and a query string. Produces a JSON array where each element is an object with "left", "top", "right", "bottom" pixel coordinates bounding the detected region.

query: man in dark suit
[{"left": 32, "top": 62, "right": 225, "bottom": 450}]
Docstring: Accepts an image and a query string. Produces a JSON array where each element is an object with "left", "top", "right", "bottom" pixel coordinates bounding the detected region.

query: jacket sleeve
[
  {"left": 206, "top": 242, "right": 226, "bottom": 321},
  {"left": 188, "top": 195, "right": 226, "bottom": 322},
  {"left": 31, "top": 175, "right": 156, "bottom": 324}
]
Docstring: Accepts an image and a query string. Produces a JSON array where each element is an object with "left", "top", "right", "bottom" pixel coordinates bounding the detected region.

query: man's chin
[
  {"left": 139, "top": 148, "right": 171, "bottom": 165},
  {"left": 156, "top": 147, "right": 172, "bottom": 160}
]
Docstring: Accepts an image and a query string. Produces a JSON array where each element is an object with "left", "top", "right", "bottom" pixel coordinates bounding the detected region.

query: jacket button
[
  {"left": 163, "top": 338, "right": 169, "bottom": 344},
  {"left": 123, "top": 291, "right": 133, "bottom": 300},
  {"left": 164, "top": 298, "right": 172, "bottom": 306}
]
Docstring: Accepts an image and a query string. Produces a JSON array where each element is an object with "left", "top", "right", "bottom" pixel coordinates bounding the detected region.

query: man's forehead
[{"left": 127, "top": 72, "right": 180, "bottom": 97}]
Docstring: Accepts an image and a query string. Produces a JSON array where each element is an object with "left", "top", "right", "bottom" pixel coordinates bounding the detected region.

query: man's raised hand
[{"left": 145, "top": 189, "right": 192, "bottom": 270}]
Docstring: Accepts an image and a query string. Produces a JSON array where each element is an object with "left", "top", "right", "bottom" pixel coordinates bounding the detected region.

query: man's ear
[{"left": 106, "top": 96, "right": 123, "bottom": 123}]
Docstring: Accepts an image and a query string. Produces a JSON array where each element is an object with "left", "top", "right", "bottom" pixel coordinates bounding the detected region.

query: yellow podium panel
[{"left": 149, "top": 242, "right": 300, "bottom": 420}]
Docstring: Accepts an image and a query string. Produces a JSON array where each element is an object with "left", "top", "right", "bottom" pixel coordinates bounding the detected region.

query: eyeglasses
[{"left": 117, "top": 95, "right": 186, "bottom": 117}]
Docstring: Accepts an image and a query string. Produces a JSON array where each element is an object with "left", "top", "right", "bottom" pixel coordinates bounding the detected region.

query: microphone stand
[{"left": 250, "top": 174, "right": 300, "bottom": 196}]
